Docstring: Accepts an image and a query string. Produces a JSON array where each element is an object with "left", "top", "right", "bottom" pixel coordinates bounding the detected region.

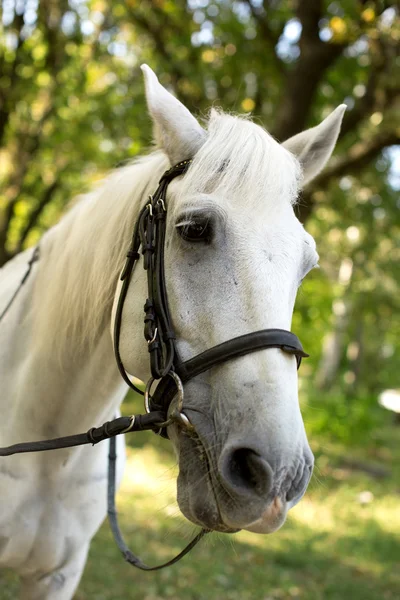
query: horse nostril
[{"left": 220, "top": 447, "right": 274, "bottom": 497}]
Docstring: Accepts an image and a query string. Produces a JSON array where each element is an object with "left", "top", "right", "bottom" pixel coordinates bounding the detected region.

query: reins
[
  {"left": 0, "top": 156, "right": 309, "bottom": 571},
  {"left": 107, "top": 435, "right": 208, "bottom": 571}
]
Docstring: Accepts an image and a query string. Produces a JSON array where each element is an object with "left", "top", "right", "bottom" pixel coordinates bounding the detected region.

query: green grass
[{"left": 1, "top": 392, "right": 399, "bottom": 600}]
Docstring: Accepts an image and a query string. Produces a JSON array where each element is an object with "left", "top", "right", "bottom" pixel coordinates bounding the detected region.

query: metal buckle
[
  {"left": 147, "top": 327, "right": 158, "bottom": 345},
  {"left": 157, "top": 198, "right": 166, "bottom": 211},
  {"left": 146, "top": 197, "right": 154, "bottom": 217}
]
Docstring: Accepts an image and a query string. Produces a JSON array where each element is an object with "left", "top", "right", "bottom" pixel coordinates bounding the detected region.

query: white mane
[
  {"left": 32, "top": 110, "right": 301, "bottom": 356},
  {"left": 32, "top": 151, "right": 169, "bottom": 356}
]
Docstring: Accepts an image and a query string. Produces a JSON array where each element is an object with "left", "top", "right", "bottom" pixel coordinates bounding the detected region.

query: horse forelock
[{"left": 172, "top": 110, "right": 302, "bottom": 219}]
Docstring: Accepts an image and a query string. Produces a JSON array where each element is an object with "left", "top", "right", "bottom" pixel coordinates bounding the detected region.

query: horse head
[{"left": 114, "top": 66, "right": 345, "bottom": 534}]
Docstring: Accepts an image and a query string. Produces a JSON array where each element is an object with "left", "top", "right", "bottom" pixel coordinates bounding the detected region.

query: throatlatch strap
[
  {"left": 0, "top": 245, "right": 40, "bottom": 322},
  {"left": 113, "top": 204, "right": 148, "bottom": 396}
]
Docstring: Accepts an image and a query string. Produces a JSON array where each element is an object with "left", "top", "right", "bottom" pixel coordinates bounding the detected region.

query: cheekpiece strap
[{"left": 113, "top": 159, "right": 193, "bottom": 393}]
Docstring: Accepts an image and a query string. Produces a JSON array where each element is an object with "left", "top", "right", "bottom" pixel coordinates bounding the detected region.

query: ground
[{"left": 1, "top": 392, "right": 399, "bottom": 600}]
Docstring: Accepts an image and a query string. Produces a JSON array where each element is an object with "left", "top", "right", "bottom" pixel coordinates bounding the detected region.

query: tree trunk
[{"left": 315, "top": 258, "right": 353, "bottom": 390}]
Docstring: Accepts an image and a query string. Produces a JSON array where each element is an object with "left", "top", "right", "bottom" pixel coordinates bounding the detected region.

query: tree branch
[
  {"left": 312, "top": 129, "right": 400, "bottom": 188},
  {"left": 273, "top": 0, "right": 347, "bottom": 141},
  {"left": 0, "top": 12, "right": 24, "bottom": 146},
  {"left": 340, "top": 36, "right": 398, "bottom": 138},
  {"left": 0, "top": 105, "right": 55, "bottom": 256},
  {"left": 242, "top": 0, "right": 286, "bottom": 75},
  {"left": 127, "top": 6, "right": 196, "bottom": 105},
  {"left": 14, "top": 178, "right": 62, "bottom": 255},
  {"left": 274, "top": 1, "right": 397, "bottom": 141},
  {"left": 296, "top": 128, "right": 400, "bottom": 223}
]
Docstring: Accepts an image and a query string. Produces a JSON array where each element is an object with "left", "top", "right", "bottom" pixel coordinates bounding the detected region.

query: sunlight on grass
[
  {"left": 1, "top": 416, "right": 399, "bottom": 600},
  {"left": 122, "top": 445, "right": 178, "bottom": 495},
  {"left": 117, "top": 445, "right": 183, "bottom": 531}
]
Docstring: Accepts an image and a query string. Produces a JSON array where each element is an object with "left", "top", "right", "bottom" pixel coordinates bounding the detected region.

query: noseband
[{"left": 113, "top": 159, "right": 309, "bottom": 437}]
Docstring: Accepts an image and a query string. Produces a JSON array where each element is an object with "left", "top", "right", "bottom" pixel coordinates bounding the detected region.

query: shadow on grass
[
  {"left": 76, "top": 511, "right": 399, "bottom": 600},
  {"left": 2, "top": 517, "right": 398, "bottom": 600}
]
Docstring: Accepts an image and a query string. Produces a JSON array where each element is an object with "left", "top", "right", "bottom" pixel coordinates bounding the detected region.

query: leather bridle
[
  {"left": 0, "top": 157, "right": 309, "bottom": 571},
  {"left": 113, "top": 158, "right": 309, "bottom": 438}
]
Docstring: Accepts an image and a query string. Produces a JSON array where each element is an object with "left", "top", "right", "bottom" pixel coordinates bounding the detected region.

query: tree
[
  {"left": 1, "top": 0, "right": 399, "bottom": 261},
  {"left": 1, "top": 0, "right": 399, "bottom": 394}
]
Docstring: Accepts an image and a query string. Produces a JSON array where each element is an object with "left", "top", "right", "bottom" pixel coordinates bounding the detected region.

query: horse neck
[
  {"left": 3, "top": 260, "right": 125, "bottom": 443},
  {"left": 8, "top": 153, "right": 169, "bottom": 439}
]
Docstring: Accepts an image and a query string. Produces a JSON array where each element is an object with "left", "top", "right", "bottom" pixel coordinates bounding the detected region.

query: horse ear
[
  {"left": 282, "top": 105, "right": 346, "bottom": 186},
  {"left": 141, "top": 64, "right": 206, "bottom": 165}
]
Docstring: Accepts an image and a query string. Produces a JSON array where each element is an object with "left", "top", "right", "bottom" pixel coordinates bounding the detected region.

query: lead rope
[
  {"left": 0, "top": 411, "right": 208, "bottom": 568},
  {"left": 107, "top": 436, "right": 208, "bottom": 571}
]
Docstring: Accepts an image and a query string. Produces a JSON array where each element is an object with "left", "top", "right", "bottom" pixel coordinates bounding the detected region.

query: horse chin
[
  {"left": 172, "top": 405, "right": 290, "bottom": 536},
  {"left": 175, "top": 450, "right": 230, "bottom": 532},
  {"left": 176, "top": 475, "right": 237, "bottom": 533},
  {"left": 177, "top": 475, "right": 287, "bottom": 534},
  {"left": 182, "top": 507, "right": 239, "bottom": 534},
  {"left": 175, "top": 434, "right": 235, "bottom": 533}
]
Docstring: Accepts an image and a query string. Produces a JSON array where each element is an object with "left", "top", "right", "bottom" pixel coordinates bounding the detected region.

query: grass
[{"left": 1, "top": 391, "right": 399, "bottom": 600}]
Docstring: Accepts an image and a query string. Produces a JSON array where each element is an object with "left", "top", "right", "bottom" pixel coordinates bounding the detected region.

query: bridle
[
  {"left": 0, "top": 158, "right": 309, "bottom": 571},
  {"left": 113, "top": 158, "right": 309, "bottom": 437}
]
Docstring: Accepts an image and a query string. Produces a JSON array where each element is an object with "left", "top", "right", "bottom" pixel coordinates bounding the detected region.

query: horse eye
[{"left": 177, "top": 217, "right": 212, "bottom": 243}]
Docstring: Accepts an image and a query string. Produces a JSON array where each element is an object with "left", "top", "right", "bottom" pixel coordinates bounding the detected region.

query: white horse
[{"left": 0, "top": 65, "right": 345, "bottom": 599}]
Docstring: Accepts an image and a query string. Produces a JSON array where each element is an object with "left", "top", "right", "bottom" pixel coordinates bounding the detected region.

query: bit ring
[
  {"left": 144, "top": 371, "right": 184, "bottom": 414},
  {"left": 144, "top": 372, "right": 191, "bottom": 430}
]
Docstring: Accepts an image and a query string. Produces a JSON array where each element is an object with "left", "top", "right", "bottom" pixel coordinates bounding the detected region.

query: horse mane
[
  {"left": 32, "top": 151, "right": 169, "bottom": 357},
  {"left": 32, "top": 110, "right": 301, "bottom": 358}
]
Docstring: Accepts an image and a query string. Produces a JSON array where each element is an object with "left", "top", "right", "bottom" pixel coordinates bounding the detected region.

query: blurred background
[{"left": 0, "top": 1, "right": 399, "bottom": 599}]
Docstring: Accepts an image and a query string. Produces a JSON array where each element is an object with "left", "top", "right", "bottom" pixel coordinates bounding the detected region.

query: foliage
[{"left": 1, "top": 1, "right": 399, "bottom": 254}]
